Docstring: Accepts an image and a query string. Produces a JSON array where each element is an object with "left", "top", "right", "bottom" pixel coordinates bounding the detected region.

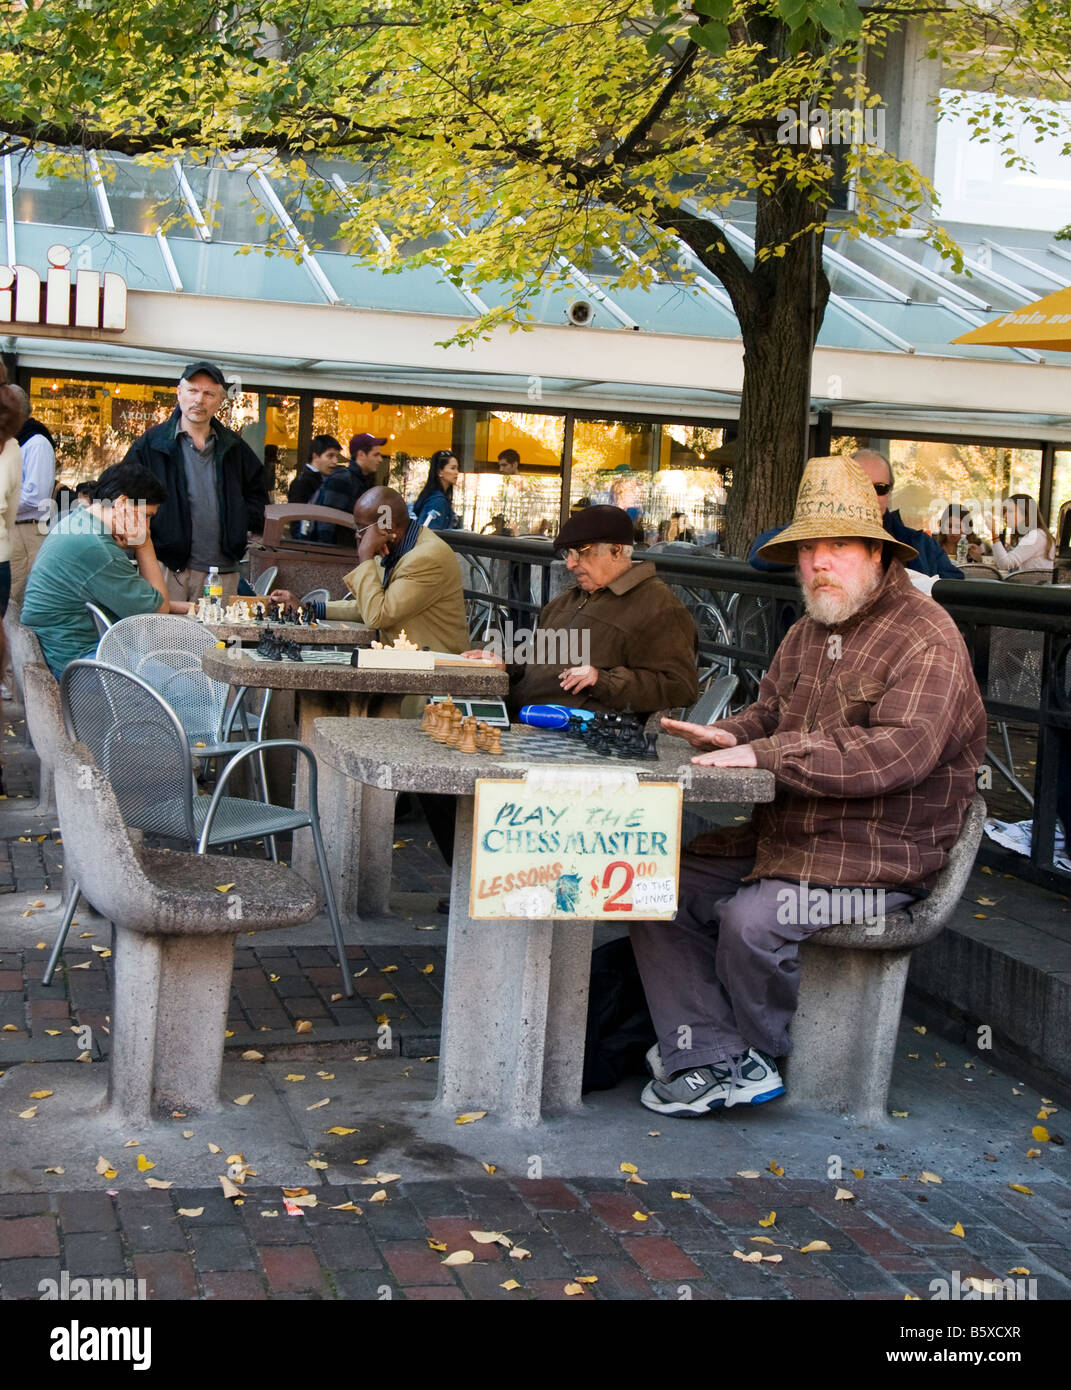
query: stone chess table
[
  {"left": 313, "top": 715, "right": 774, "bottom": 1127},
  {"left": 200, "top": 648, "right": 508, "bottom": 916}
]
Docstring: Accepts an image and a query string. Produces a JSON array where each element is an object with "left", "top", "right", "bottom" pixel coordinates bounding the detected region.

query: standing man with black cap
[
  {"left": 122, "top": 361, "right": 269, "bottom": 603},
  {"left": 310, "top": 431, "right": 387, "bottom": 545}
]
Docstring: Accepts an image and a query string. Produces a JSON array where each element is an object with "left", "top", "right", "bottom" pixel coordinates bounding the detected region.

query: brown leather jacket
[{"left": 509, "top": 561, "right": 699, "bottom": 717}]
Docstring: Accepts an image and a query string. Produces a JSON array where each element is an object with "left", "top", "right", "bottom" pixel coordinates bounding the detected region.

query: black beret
[{"left": 553, "top": 504, "right": 634, "bottom": 552}]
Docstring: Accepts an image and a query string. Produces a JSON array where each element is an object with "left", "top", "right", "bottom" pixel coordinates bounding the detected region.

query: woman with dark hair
[
  {"left": 986, "top": 493, "right": 1055, "bottom": 576},
  {"left": 412, "top": 449, "right": 460, "bottom": 531},
  {"left": 0, "top": 378, "right": 25, "bottom": 617}
]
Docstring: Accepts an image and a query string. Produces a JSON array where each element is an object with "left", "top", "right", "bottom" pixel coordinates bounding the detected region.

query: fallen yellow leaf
[
  {"left": 95, "top": 1155, "right": 115, "bottom": 1176},
  {"left": 800, "top": 1240, "right": 831, "bottom": 1253},
  {"left": 219, "top": 1175, "right": 243, "bottom": 1200},
  {"left": 123, "top": 1140, "right": 140, "bottom": 1149},
  {"left": 233, "top": 1094, "right": 254, "bottom": 1106},
  {"left": 28, "top": 1089, "right": 53, "bottom": 1100},
  {"left": 563, "top": 1282, "right": 585, "bottom": 1295},
  {"left": 625, "top": 1173, "right": 648, "bottom": 1185},
  {"left": 182, "top": 1131, "right": 194, "bottom": 1139},
  {"left": 307, "top": 1159, "right": 329, "bottom": 1170},
  {"left": 852, "top": 1168, "right": 865, "bottom": 1180},
  {"left": 136, "top": 1154, "right": 155, "bottom": 1172},
  {"left": 381, "top": 965, "right": 398, "bottom": 973},
  {"left": 284, "top": 1074, "right": 306, "bottom": 1082},
  {"left": 575, "top": 1275, "right": 597, "bottom": 1284},
  {"left": 912, "top": 1025, "right": 927, "bottom": 1034},
  {"left": 43, "top": 1030, "right": 61, "bottom": 1037},
  {"left": 750, "top": 1236, "right": 776, "bottom": 1245},
  {"left": 215, "top": 883, "right": 235, "bottom": 893},
  {"left": 306, "top": 1098, "right": 330, "bottom": 1110},
  {"left": 18, "top": 1107, "right": 37, "bottom": 1119},
  {"left": 892, "top": 1111, "right": 909, "bottom": 1118},
  {"left": 44, "top": 1167, "right": 64, "bottom": 1174},
  {"left": 422, "top": 964, "right": 434, "bottom": 975},
  {"left": 619, "top": 1162, "right": 638, "bottom": 1174},
  {"left": 500, "top": 1279, "right": 521, "bottom": 1290},
  {"left": 369, "top": 1190, "right": 387, "bottom": 1203},
  {"left": 470, "top": 1230, "right": 512, "bottom": 1247},
  {"left": 295, "top": 1020, "right": 313, "bottom": 1034},
  {"left": 733, "top": 1250, "right": 763, "bottom": 1263},
  {"left": 1008, "top": 1267, "right": 1030, "bottom": 1276},
  {"left": 762, "top": 1254, "right": 783, "bottom": 1264},
  {"left": 145, "top": 1178, "right": 172, "bottom": 1189},
  {"left": 442, "top": 1250, "right": 474, "bottom": 1265},
  {"left": 455, "top": 1111, "right": 487, "bottom": 1125},
  {"left": 1008, "top": 1184, "right": 1033, "bottom": 1196},
  {"left": 670, "top": 1192, "right": 692, "bottom": 1200},
  {"left": 427, "top": 1239, "right": 448, "bottom": 1252},
  {"left": 325, "top": 1126, "right": 357, "bottom": 1136},
  {"left": 1032, "top": 1126, "right": 1050, "bottom": 1142},
  {"left": 377, "top": 992, "right": 396, "bottom": 1002},
  {"left": 482, "top": 1163, "right": 497, "bottom": 1175},
  {"left": 330, "top": 1202, "right": 362, "bottom": 1212},
  {"left": 835, "top": 1189, "right": 855, "bottom": 1201},
  {"left": 768, "top": 1161, "right": 784, "bottom": 1176},
  {"left": 736, "top": 1170, "right": 760, "bottom": 1179},
  {"left": 178, "top": 1208, "right": 204, "bottom": 1218},
  {"left": 511, "top": 1247, "right": 532, "bottom": 1260},
  {"left": 919, "top": 1171, "right": 942, "bottom": 1184},
  {"left": 949, "top": 1221, "right": 965, "bottom": 1238},
  {"left": 242, "top": 1050, "right": 264, "bottom": 1062},
  {"left": 1026, "top": 1148, "right": 1041, "bottom": 1159},
  {"left": 758, "top": 1211, "right": 777, "bottom": 1227},
  {"left": 208, "top": 1143, "right": 222, "bottom": 1154},
  {"left": 632, "top": 1211, "right": 648, "bottom": 1222}
]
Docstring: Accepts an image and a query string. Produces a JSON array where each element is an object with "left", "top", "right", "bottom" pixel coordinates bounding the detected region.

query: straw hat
[{"left": 754, "top": 455, "right": 917, "bottom": 565}]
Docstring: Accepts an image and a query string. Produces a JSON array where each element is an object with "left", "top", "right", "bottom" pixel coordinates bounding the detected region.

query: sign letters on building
[{"left": 0, "top": 244, "right": 127, "bottom": 331}]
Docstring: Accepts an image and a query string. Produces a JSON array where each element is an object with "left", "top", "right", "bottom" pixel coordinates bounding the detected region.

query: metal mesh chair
[
  {"left": 300, "top": 587, "right": 330, "bottom": 606},
  {"left": 1003, "top": 569, "right": 1052, "bottom": 586},
  {"left": 57, "top": 660, "right": 353, "bottom": 995},
  {"left": 985, "top": 626, "right": 1044, "bottom": 806},
  {"left": 253, "top": 566, "right": 279, "bottom": 596},
  {"left": 85, "top": 601, "right": 114, "bottom": 639}
]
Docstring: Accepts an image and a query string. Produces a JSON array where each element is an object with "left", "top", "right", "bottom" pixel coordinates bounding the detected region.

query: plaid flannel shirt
[{"left": 690, "top": 562, "right": 987, "bottom": 888}]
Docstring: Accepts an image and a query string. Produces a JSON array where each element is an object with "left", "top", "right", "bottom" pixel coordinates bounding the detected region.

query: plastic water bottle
[
  {"left": 956, "top": 534, "right": 969, "bottom": 565},
  {"left": 204, "top": 567, "right": 222, "bottom": 602}
]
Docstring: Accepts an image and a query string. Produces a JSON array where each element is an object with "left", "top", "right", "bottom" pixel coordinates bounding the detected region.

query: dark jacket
[
  {"left": 414, "top": 488, "right": 457, "bottom": 531},
  {"left": 508, "top": 561, "right": 699, "bottom": 718},
  {"left": 748, "top": 510, "right": 963, "bottom": 580},
  {"left": 288, "top": 466, "right": 326, "bottom": 507},
  {"left": 311, "top": 462, "right": 377, "bottom": 544},
  {"left": 123, "top": 409, "right": 268, "bottom": 573}
]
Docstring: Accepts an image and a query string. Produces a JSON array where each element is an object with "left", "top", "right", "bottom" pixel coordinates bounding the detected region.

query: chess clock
[{"left": 428, "top": 696, "right": 510, "bottom": 728}]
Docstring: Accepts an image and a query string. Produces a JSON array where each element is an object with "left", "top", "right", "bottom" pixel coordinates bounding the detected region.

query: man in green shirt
[{"left": 22, "top": 461, "right": 190, "bottom": 677}]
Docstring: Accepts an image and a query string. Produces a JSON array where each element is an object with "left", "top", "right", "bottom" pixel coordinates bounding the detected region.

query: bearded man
[{"left": 630, "top": 454, "right": 987, "bottom": 1116}]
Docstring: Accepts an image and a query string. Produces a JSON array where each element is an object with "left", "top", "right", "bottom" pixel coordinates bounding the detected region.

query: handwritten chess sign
[{"left": 469, "top": 778, "right": 682, "bottom": 920}]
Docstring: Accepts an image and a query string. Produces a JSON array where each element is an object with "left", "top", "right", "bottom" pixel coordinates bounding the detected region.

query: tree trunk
[{"left": 721, "top": 183, "right": 831, "bottom": 560}]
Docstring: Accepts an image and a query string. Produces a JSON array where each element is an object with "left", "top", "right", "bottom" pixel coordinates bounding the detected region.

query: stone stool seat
[
  {"left": 786, "top": 795, "right": 987, "bottom": 1125},
  {"left": 53, "top": 738, "right": 318, "bottom": 1120},
  {"left": 4, "top": 610, "right": 55, "bottom": 814}
]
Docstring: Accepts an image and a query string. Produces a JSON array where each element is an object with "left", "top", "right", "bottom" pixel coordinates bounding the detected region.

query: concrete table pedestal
[{"left": 313, "top": 717, "right": 774, "bottom": 1127}]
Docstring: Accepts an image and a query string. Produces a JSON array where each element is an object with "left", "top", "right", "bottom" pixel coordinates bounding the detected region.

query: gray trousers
[{"left": 629, "top": 854, "right": 914, "bottom": 1074}]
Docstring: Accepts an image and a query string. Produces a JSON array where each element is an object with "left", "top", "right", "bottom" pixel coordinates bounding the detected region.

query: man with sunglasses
[{"left": 749, "top": 449, "right": 962, "bottom": 582}]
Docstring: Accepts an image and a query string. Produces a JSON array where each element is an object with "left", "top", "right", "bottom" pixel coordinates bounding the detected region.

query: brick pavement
[{"left": 3, "top": 1173, "right": 1069, "bottom": 1301}]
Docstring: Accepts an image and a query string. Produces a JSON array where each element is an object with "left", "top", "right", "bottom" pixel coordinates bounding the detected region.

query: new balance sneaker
[
  {"left": 640, "top": 1049, "right": 785, "bottom": 1116},
  {"left": 645, "top": 1043, "right": 669, "bottom": 1083}
]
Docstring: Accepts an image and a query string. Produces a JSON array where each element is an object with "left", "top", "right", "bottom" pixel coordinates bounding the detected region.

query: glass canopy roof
[{"left": 4, "top": 149, "right": 1070, "bottom": 439}]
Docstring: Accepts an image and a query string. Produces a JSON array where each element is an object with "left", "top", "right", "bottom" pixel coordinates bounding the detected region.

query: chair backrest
[
  {"left": 1003, "top": 568, "right": 1051, "bottom": 586},
  {"left": 686, "top": 673, "right": 739, "bottom": 726},
  {"left": 253, "top": 566, "right": 279, "bottom": 596},
  {"left": 300, "top": 587, "right": 330, "bottom": 606},
  {"left": 60, "top": 659, "right": 198, "bottom": 843},
  {"left": 52, "top": 732, "right": 160, "bottom": 930},
  {"left": 96, "top": 613, "right": 230, "bottom": 742},
  {"left": 85, "top": 601, "right": 114, "bottom": 637},
  {"left": 6, "top": 610, "right": 46, "bottom": 695},
  {"left": 959, "top": 563, "right": 1002, "bottom": 581},
  {"left": 21, "top": 663, "right": 64, "bottom": 773}
]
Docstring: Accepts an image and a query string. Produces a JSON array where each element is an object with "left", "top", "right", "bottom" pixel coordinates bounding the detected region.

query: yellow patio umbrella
[{"left": 951, "top": 284, "right": 1071, "bottom": 352}]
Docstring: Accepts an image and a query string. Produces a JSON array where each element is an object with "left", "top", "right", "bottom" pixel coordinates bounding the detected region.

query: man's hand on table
[
  {"left": 659, "top": 716, "right": 756, "bottom": 766},
  {"left": 268, "top": 589, "right": 298, "bottom": 607},
  {"left": 559, "top": 664, "right": 598, "bottom": 694},
  {"left": 461, "top": 649, "right": 506, "bottom": 670}
]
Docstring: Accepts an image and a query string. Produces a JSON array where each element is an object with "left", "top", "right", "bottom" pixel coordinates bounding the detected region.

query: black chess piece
[
  {"left": 256, "top": 628, "right": 282, "bottom": 660},
  {"left": 642, "top": 732, "right": 659, "bottom": 760},
  {"left": 349, "top": 647, "right": 360, "bottom": 667},
  {"left": 254, "top": 602, "right": 265, "bottom": 621},
  {"left": 281, "top": 637, "right": 303, "bottom": 661}
]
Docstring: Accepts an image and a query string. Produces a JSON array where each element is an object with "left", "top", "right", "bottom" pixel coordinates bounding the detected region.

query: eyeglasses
[
  {"left": 555, "top": 542, "right": 596, "bottom": 562},
  {"left": 873, "top": 483, "right": 893, "bottom": 496}
]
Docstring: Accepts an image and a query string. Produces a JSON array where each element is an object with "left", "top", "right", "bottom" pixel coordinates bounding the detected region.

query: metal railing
[{"left": 447, "top": 533, "right": 1071, "bottom": 893}]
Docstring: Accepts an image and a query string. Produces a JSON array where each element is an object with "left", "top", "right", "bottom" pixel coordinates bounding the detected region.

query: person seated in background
[
  {"left": 633, "top": 455, "right": 986, "bottom": 1116},
  {"left": 412, "top": 449, "right": 461, "bottom": 532},
  {"left": 22, "top": 462, "right": 191, "bottom": 678},
  {"left": 467, "top": 504, "right": 699, "bottom": 720},
  {"left": 480, "top": 513, "right": 513, "bottom": 537},
  {"left": 74, "top": 479, "right": 97, "bottom": 508},
  {"left": 750, "top": 449, "right": 963, "bottom": 583},
  {"left": 271, "top": 486, "right": 468, "bottom": 653},
  {"left": 985, "top": 494, "right": 1055, "bottom": 576},
  {"left": 310, "top": 432, "right": 385, "bottom": 544}
]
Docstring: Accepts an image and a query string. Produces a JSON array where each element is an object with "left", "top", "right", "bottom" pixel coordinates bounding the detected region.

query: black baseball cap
[{"left": 180, "top": 361, "right": 227, "bottom": 387}]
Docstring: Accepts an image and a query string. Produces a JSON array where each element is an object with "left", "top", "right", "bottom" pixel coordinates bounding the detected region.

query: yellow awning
[{"left": 952, "top": 285, "right": 1071, "bottom": 352}]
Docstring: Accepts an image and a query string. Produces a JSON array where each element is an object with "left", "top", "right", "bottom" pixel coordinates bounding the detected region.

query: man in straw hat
[{"left": 631, "top": 455, "right": 986, "bottom": 1116}]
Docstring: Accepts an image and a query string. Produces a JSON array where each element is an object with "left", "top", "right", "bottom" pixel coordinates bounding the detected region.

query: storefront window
[
  {"left": 885, "top": 440, "right": 1043, "bottom": 536},
  {"left": 465, "top": 411, "right": 565, "bottom": 536},
  {"left": 27, "top": 376, "right": 262, "bottom": 490},
  {"left": 311, "top": 397, "right": 455, "bottom": 506},
  {"left": 569, "top": 420, "right": 726, "bottom": 544},
  {"left": 1052, "top": 451, "right": 1071, "bottom": 539}
]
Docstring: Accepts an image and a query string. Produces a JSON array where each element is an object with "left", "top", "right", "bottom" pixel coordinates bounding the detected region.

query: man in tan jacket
[{"left": 273, "top": 487, "right": 469, "bottom": 653}]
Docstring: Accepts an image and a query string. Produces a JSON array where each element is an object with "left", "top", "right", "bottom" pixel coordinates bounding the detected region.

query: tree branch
[{"left": 610, "top": 39, "right": 700, "bottom": 166}]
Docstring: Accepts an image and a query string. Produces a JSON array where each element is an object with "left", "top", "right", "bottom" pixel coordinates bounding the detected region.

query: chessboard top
[
  {"left": 201, "top": 647, "right": 510, "bottom": 696},
  {"left": 201, "top": 620, "right": 374, "bottom": 646},
  {"left": 312, "top": 715, "right": 775, "bottom": 802}
]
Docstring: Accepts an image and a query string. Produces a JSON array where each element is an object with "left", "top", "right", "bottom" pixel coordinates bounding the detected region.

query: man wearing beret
[
  {"left": 470, "top": 504, "right": 699, "bottom": 718},
  {"left": 122, "top": 361, "right": 269, "bottom": 603},
  {"left": 632, "top": 456, "right": 986, "bottom": 1115}
]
